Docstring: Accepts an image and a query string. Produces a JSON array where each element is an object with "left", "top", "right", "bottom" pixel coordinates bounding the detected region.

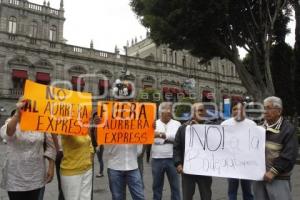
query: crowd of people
[{"left": 0, "top": 96, "right": 299, "bottom": 200}]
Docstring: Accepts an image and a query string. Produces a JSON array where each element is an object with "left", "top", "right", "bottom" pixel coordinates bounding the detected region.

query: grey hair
[
  {"left": 158, "top": 102, "right": 172, "bottom": 113},
  {"left": 263, "top": 96, "right": 282, "bottom": 109}
]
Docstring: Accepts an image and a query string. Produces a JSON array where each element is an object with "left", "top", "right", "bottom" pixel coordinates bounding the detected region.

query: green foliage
[
  {"left": 270, "top": 42, "right": 295, "bottom": 116},
  {"left": 173, "top": 97, "right": 195, "bottom": 120},
  {"left": 136, "top": 88, "right": 162, "bottom": 104},
  {"left": 131, "top": 0, "right": 291, "bottom": 100},
  {"left": 131, "top": 0, "right": 290, "bottom": 61}
]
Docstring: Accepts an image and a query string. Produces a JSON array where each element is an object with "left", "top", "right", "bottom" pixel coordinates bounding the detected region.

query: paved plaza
[{"left": 0, "top": 142, "right": 299, "bottom": 200}]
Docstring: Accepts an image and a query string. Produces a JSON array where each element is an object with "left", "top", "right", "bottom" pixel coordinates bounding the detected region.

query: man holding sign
[
  {"left": 0, "top": 97, "right": 56, "bottom": 200},
  {"left": 173, "top": 103, "right": 212, "bottom": 200},
  {"left": 253, "top": 96, "right": 299, "bottom": 200},
  {"left": 18, "top": 80, "right": 94, "bottom": 200},
  {"left": 221, "top": 101, "right": 256, "bottom": 200},
  {"left": 96, "top": 101, "right": 156, "bottom": 200},
  {"left": 151, "top": 102, "right": 181, "bottom": 200}
]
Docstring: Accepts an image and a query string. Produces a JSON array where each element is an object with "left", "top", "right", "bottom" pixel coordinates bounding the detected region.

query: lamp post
[{"left": 112, "top": 45, "right": 131, "bottom": 99}]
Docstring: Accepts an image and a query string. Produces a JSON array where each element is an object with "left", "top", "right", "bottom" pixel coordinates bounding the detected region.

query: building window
[
  {"left": 12, "top": 69, "right": 28, "bottom": 89},
  {"left": 99, "top": 79, "right": 110, "bottom": 96},
  {"left": 162, "top": 49, "right": 167, "bottom": 62},
  {"left": 182, "top": 55, "right": 186, "bottom": 67},
  {"left": 174, "top": 52, "right": 177, "bottom": 64},
  {"left": 71, "top": 76, "right": 85, "bottom": 91},
  {"left": 8, "top": 16, "right": 17, "bottom": 34},
  {"left": 36, "top": 72, "right": 50, "bottom": 85},
  {"left": 202, "top": 90, "right": 214, "bottom": 102},
  {"left": 222, "top": 65, "right": 225, "bottom": 75},
  {"left": 169, "top": 50, "right": 173, "bottom": 63},
  {"left": 30, "top": 21, "right": 38, "bottom": 38},
  {"left": 49, "top": 25, "right": 57, "bottom": 41}
]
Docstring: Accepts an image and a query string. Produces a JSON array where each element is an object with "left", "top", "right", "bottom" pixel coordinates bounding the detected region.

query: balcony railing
[
  {"left": 1, "top": 0, "right": 60, "bottom": 16},
  {"left": 28, "top": 2, "right": 42, "bottom": 11},
  {"left": 7, "top": 0, "right": 20, "bottom": 6},
  {"left": 10, "top": 88, "right": 23, "bottom": 95}
]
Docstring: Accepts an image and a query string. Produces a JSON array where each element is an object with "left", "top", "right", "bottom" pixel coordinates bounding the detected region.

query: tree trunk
[
  {"left": 230, "top": 45, "right": 274, "bottom": 102},
  {"left": 232, "top": 58, "right": 272, "bottom": 102}
]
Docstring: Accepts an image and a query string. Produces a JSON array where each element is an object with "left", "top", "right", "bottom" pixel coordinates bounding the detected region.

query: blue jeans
[
  {"left": 228, "top": 178, "right": 253, "bottom": 200},
  {"left": 38, "top": 186, "right": 45, "bottom": 200},
  {"left": 96, "top": 145, "right": 104, "bottom": 174},
  {"left": 151, "top": 158, "right": 181, "bottom": 200},
  {"left": 107, "top": 168, "right": 145, "bottom": 200}
]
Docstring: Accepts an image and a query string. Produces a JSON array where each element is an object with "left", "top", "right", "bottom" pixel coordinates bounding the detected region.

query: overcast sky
[
  {"left": 30, "top": 0, "right": 147, "bottom": 54},
  {"left": 30, "top": 0, "right": 295, "bottom": 56}
]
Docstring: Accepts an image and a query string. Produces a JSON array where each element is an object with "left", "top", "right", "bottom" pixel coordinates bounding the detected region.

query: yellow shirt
[{"left": 60, "top": 135, "right": 94, "bottom": 176}]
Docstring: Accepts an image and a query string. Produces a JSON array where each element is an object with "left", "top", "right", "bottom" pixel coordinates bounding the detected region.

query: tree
[
  {"left": 270, "top": 9, "right": 295, "bottom": 116},
  {"left": 289, "top": 0, "right": 300, "bottom": 115},
  {"left": 243, "top": 9, "right": 295, "bottom": 115},
  {"left": 270, "top": 43, "right": 295, "bottom": 115},
  {"left": 131, "top": 0, "right": 290, "bottom": 101}
]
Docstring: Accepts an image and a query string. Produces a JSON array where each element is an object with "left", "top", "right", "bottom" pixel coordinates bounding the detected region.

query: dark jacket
[
  {"left": 173, "top": 120, "right": 212, "bottom": 167},
  {"left": 265, "top": 119, "right": 299, "bottom": 179}
]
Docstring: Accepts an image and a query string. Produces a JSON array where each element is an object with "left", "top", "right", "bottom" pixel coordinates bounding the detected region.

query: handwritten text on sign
[
  {"left": 20, "top": 80, "right": 92, "bottom": 136},
  {"left": 184, "top": 125, "right": 266, "bottom": 180},
  {"left": 97, "top": 101, "right": 156, "bottom": 144}
]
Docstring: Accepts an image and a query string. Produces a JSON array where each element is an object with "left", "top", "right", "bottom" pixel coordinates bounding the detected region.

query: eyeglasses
[{"left": 264, "top": 107, "right": 280, "bottom": 111}]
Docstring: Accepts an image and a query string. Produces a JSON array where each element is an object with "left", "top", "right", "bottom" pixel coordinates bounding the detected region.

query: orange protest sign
[
  {"left": 97, "top": 101, "right": 156, "bottom": 144},
  {"left": 20, "top": 80, "right": 92, "bottom": 136}
]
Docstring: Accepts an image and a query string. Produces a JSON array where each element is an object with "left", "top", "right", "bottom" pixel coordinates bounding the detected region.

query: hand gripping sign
[
  {"left": 183, "top": 124, "right": 266, "bottom": 180},
  {"left": 20, "top": 80, "right": 92, "bottom": 136},
  {"left": 96, "top": 101, "right": 156, "bottom": 144}
]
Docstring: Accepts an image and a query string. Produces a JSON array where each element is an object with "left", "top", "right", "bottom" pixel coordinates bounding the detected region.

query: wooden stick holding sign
[
  {"left": 96, "top": 101, "right": 156, "bottom": 144},
  {"left": 20, "top": 80, "right": 92, "bottom": 136}
]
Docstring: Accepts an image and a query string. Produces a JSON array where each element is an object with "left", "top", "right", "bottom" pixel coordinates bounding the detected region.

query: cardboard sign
[
  {"left": 183, "top": 124, "right": 266, "bottom": 180},
  {"left": 20, "top": 80, "right": 92, "bottom": 136},
  {"left": 97, "top": 101, "right": 156, "bottom": 144}
]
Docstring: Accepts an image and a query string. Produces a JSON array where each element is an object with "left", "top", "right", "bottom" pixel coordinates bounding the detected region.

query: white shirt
[
  {"left": 221, "top": 117, "right": 257, "bottom": 126},
  {"left": 0, "top": 121, "right": 56, "bottom": 191},
  {"left": 106, "top": 144, "right": 142, "bottom": 171},
  {"left": 151, "top": 119, "right": 181, "bottom": 159}
]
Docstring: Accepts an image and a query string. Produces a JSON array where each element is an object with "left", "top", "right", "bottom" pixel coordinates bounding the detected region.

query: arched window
[
  {"left": 30, "top": 21, "right": 38, "bottom": 38},
  {"left": 222, "top": 65, "right": 225, "bottom": 75},
  {"left": 49, "top": 25, "right": 57, "bottom": 41},
  {"left": 8, "top": 16, "right": 17, "bottom": 34},
  {"left": 174, "top": 52, "right": 177, "bottom": 64},
  {"left": 182, "top": 55, "right": 186, "bottom": 67},
  {"left": 162, "top": 49, "right": 167, "bottom": 62}
]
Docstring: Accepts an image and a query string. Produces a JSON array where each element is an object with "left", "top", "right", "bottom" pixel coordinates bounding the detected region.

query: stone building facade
[
  {"left": 127, "top": 38, "right": 246, "bottom": 103},
  {"left": 0, "top": 0, "right": 246, "bottom": 123}
]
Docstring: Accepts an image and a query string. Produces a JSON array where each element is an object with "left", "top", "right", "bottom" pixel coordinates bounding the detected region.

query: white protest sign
[{"left": 183, "top": 124, "right": 266, "bottom": 180}]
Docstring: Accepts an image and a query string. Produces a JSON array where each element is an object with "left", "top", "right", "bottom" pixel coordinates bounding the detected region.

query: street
[{"left": 0, "top": 142, "right": 299, "bottom": 200}]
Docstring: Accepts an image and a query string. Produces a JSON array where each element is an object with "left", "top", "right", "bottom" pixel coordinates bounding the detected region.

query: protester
[
  {"left": 173, "top": 103, "right": 212, "bottom": 200},
  {"left": 0, "top": 98, "right": 56, "bottom": 200},
  {"left": 106, "top": 144, "right": 145, "bottom": 200},
  {"left": 95, "top": 145, "right": 104, "bottom": 177},
  {"left": 138, "top": 145, "right": 148, "bottom": 183},
  {"left": 221, "top": 101, "right": 256, "bottom": 200},
  {"left": 55, "top": 135, "right": 65, "bottom": 200},
  {"left": 253, "top": 96, "right": 299, "bottom": 200},
  {"left": 151, "top": 102, "right": 181, "bottom": 200},
  {"left": 60, "top": 133, "right": 94, "bottom": 200},
  {"left": 1, "top": 110, "right": 16, "bottom": 144},
  {"left": 90, "top": 112, "right": 105, "bottom": 177}
]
